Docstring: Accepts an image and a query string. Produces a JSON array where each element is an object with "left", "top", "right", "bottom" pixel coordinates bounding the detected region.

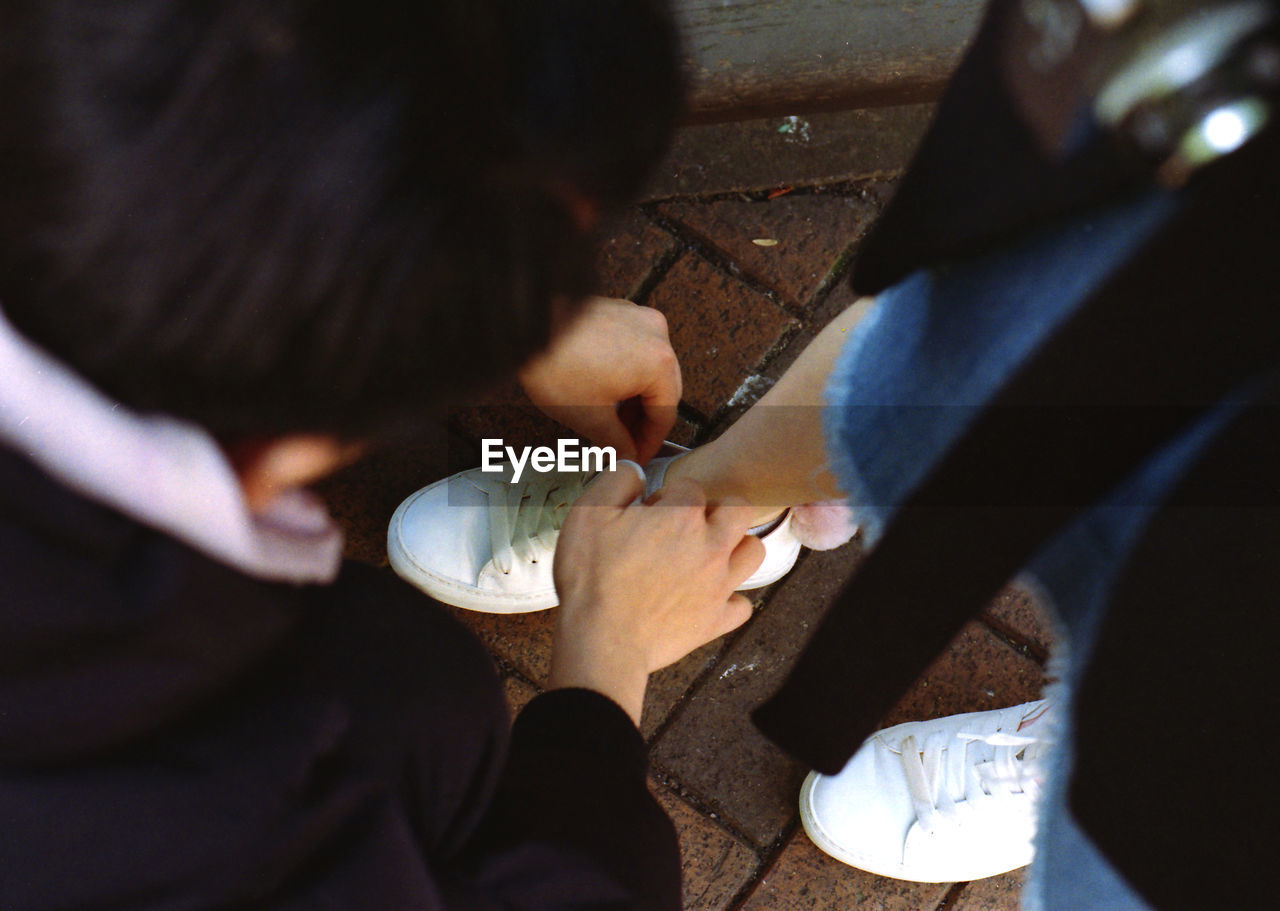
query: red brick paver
[
  {"left": 658, "top": 192, "right": 880, "bottom": 310},
  {"left": 740, "top": 829, "right": 952, "bottom": 911},
  {"left": 647, "top": 251, "right": 797, "bottom": 420}
]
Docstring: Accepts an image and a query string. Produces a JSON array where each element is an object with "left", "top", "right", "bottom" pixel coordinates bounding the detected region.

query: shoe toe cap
[
  {"left": 801, "top": 740, "right": 918, "bottom": 873},
  {"left": 388, "top": 474, "right": 492, "bottom": 591},
  {"left": 388, "top": 472, "right": 559, "bottom": 612}
]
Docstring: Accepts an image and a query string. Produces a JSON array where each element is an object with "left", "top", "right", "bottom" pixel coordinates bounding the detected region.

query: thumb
[
  {"left": 709, "top": 594, "right": 755, "bottom": 641},
  {"left": 574, "top": 459, "right": 647, "bottom": 509},
  {"left": 625, "top": 397, "right": 677, "bottom": 466}
]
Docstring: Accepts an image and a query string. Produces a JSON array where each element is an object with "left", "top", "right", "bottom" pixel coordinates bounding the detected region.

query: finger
[
  {"left": 650, "top": 593, "right": 755, "bottom": 674},
  {"left": 705, "top": 496, "right": 759, "bottom": 543},
  {"left": 572, "top": 409, "right": 639, "bottom": 463},
  {"left": 726, "top": 534, "right": 766, "bottom": 588},
  {"left": 574, "top": 459, "right": 647, "bottom": 509},
  {"left": 631, "top": 402, "right": 678, "bottom": 465},
  {"left": 713, "top": 594, "right": 755, "bottom": 638},
  {"left": 634, "top": 353, "right": 681, "bottom": 464},
  {"left": 645, "top": 476, "right": 706, "bottom": 510},
  {"left": 640, "top": 356, "right": 682, "bottom": 408}
]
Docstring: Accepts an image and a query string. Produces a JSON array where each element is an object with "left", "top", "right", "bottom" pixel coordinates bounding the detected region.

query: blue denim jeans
[{"left": 823, "top": 190, "right": 1239, "bottom": 909}]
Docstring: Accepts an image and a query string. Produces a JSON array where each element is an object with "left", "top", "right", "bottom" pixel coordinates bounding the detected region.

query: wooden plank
[{"left": 674, "top": 0, "right": 985, "bottom": 121}]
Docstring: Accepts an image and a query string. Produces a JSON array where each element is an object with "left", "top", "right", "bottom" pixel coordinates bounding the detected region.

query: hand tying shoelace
[{"left": 387, "top": 442, "right": 849, "bottom": 613}]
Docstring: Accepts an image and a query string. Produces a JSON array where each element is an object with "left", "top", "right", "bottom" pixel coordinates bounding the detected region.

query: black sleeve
[{"left": 442, "top": 688, "right": 682, "bottom": 911}]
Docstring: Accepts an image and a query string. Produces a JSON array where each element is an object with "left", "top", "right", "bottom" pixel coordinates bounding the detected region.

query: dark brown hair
[{"left": 0, "top": 0, "right": 683, "bottom": 438}]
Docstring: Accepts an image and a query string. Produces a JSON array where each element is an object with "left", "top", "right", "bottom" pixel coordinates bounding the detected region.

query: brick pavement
[{"left": 317, "top": 110, "right": 1055, "bottom": 911}]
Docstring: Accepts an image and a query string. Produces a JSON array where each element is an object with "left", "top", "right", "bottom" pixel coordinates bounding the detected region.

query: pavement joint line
[
  {"left": 640, "top": 207, "right": 799, "bottom": 315},
  {"left": 641, "top": 183, "right": 892, "bottom": 319},
  {"left": 675, "top": 400, "right": 712, "bottom": 434},
  {"left": 648, "top": 763, "right": 769, "bottom": 856},
  {"left": 806, "top": 240, "right": 862, "bottom": 313},
  {"left": 625, "top": 217, "right": 687, "bottom": 307},
  {"left": 977, "top": 614, "right": 1051, "bottom": 667},
  {"left": 639, "top": 172, "right": 910, "bottom": 207},
  {"left": 701, "top": 321, "right": 808, "bottom": 430},
  {"left": 726, "top": 817, "right": 806, "bottom": 911},
  {"left": 643, "top": 553, "right": 824, "bottom": 854},
  {"left": 642, "top": 575, "right": 786, "bottom": 748},
  {"left": 494, "top": 657, "right": 540, "bottom": 695},
  {"left": 934, "top": 880, "right": 973, "bottom": 911},
  {"left": 678, "top": 398, "right": 712, "bottom": 426}
]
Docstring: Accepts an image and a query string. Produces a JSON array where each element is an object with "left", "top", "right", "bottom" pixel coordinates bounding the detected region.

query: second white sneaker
[{"left": 800, "top": 701, "right": 1053, "bottom": 883}]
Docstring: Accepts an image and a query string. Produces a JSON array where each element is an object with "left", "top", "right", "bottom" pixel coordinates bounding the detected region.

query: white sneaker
[
  {"left": 386, "top": 444, "right": 804, "bottom": 613},
  {"left": 799, "top": 701, "right": 1052, "bottom": 883}
]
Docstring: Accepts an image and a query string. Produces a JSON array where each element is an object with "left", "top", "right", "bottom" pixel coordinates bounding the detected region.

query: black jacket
[{"left": 0, "top": 445, "right": 681, "bottom": 910}]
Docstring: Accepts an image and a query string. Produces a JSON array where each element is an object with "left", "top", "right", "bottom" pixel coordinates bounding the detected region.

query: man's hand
[
  {"left": 517, "top": 297, "right": 681, "bottom": 464},
  {"left": 549, "top": 464, "right": 764, "bottom": 724}
]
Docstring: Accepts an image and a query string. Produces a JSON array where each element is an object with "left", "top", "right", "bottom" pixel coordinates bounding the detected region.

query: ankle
[{"left": 659, "top": 447, "right": 784, "bottom": 529}]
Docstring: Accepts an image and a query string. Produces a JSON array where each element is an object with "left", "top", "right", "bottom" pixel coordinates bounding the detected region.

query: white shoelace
[
  {"left": 467, "top": 449, "right": 781, "bottom": 583},
  {"left": 471, "top": 469, "right": 597, "bottom": 575},
  {"left": 898, "top": 713, "right": 1047, "bottom": 834}
]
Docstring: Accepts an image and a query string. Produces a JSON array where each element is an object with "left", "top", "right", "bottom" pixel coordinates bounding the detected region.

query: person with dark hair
[
  {"left": 0, "top": 0, "right": 682, "bottom": 441},
  {"left": 0, "top": 2, "right": 762, "bottom": 908}
]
